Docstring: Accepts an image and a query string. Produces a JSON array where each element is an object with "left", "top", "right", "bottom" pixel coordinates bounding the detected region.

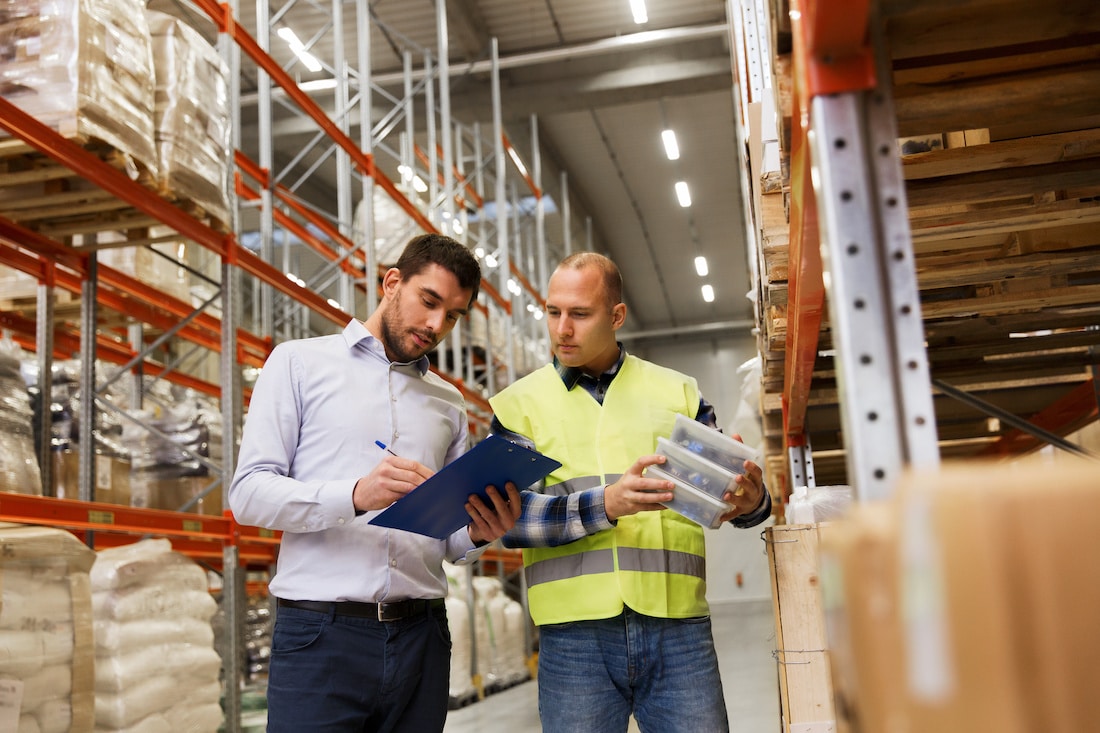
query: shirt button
[
  {"left": 390, "top": 559, "right": 397, "bottom": 567},
  {"left": 338, "top": 517, "right": 345, "bottom": 525}
]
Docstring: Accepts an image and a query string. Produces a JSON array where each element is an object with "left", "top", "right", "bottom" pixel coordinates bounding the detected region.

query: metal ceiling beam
[{"left": 619, "top": 319, "right": 755, "bottom": 343}]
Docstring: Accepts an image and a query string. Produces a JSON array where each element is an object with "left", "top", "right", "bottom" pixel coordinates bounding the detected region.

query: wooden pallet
[{"left": 0, "top": 134, "right": 229, "bottom": 242}]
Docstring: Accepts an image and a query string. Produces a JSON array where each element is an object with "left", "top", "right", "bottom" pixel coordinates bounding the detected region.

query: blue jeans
[
  {"left": 537, "top": 608, "right": 729, "bottom": 733},
  {"left": 266, "top": 603, "right": 451, "bottom": 732}
]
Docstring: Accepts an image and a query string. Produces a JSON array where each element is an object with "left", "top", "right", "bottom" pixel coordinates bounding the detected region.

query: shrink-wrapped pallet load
[
  {"left": 0, "top": 523, "right": 96, "bottom": 733},
  {"left": 91, "top": 538, "right": 223, "bottom": 733},
  {"left": 0, "top": 0, "right": 157, "bottom": 177},
  {"left": 0, "top": 336, "right": 41, "bottom": 496},
  {"left": 145, "top": 11, "right": 230, "bottom": 228}
]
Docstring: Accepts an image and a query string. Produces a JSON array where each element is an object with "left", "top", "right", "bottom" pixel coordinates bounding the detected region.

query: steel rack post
[
  {"left": 77, "top": 248, "right": 97, "bottom": 509},
  {"left": 491, "top": 39, "right": 515, "bottom": 385},
  {"left": 332, "top": 0, "right": 354, "bottom": 315},
  {"left": 35, "top": 269, "right": 55, "bottom": 496},
  {"left": 357, "top": 0, "right": 377, "bottom": 314},
  {"left": 804, "top": 12, "right": 940, "bottom": 500},
  {"left": 255, "top": 0, "right": 275, "bottom": 341},
  {"left": 561, "top": 171, "right": 572, "bottom": 256},
  {"left": 532, "top": 115, "right": 547, "bottom": 293}
]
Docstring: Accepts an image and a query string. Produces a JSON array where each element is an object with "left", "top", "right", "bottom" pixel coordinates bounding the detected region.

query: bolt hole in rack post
[
  {"left": 0, "top": 1, "right": 559, "bottom": 730},
  {"left": 734, "top": 0, "right": 1100, "bottom": 731}
]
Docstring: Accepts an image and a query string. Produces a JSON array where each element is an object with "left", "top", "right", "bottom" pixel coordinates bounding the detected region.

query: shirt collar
[
  {"left": 341, "top": 319, "right": 430, "bottom": 375},
  {"left": 554, "top": 343, "right": 627, "bottom": 390}
]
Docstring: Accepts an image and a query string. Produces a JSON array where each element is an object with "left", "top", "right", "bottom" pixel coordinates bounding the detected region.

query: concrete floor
[{"left": 444, "top": 599, "right": 781, "bottom": 733}]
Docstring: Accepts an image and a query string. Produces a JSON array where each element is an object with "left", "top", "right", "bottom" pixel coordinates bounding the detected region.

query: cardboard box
[
  {"left": 130, "top": 473, "right": 222, "bottom": 516},
  {"left": 54, "top": 451, "right": 132, "bottom": 507}
]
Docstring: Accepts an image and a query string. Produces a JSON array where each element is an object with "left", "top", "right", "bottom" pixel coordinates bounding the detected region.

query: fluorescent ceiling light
[
  {"left": 326, "top": 298, "right": 341, "bottom": 309},
  {"left": 675, "top": 181, "right": 691, "bottom": 208},
  {"left": 629, "top": 0, "right": 648, "bottom": 24},
  {"left": 507, "top": 146, "right": 528, "bottom": 177},
  {"left": 661, "top": 129, "right": 680, "bottom": 160},
  {"left": 277, "top": 27, "right": 323, "bottom": 73},
  {"left": 694, "top": 255, "right": 708, "bottom": 277},
  {"left": 299, "top": 78, "right": 336, "bottom": 92},
  {"left": 701, "top": 284, "right": 715, "bottom": 303},
  {"left": 412, "top": 175, "right": 428, "bottom": 193},
  {"left": 485, "top": 254, "right": 498, "bottom": 268}
]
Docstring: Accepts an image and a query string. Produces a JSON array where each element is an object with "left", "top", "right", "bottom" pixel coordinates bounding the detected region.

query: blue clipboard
[{"left": 368, "top": 434, "right": 561, "bottom": 539}]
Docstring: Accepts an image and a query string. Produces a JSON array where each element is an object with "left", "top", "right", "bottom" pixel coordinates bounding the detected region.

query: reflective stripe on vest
[{"left": 525, "top": 546, "right": 705, "bottom": 587}]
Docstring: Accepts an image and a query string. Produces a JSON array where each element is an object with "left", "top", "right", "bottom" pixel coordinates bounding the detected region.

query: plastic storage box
[
  {"left": 668, "top": 413, "right": 758, "bottom": 475},
  {"left": 655, "top": 436, "right": 740, "bottom": 500},
  {"left": 647, "top": 465, "right": 732, "bottom": 529}
]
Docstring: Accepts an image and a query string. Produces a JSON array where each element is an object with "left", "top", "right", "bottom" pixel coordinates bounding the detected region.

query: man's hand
[
  {"left": 604, "top": 455, "right": 675, "bottom": 521},
  {"left": 718, "top": 433, "right": 766, "bottom": 523},
  {"left": 466, "top": 482, "right": 523, "bottom": 545},
  {"left": 352, "top": 455, "right": 435, "bottom": 513}
]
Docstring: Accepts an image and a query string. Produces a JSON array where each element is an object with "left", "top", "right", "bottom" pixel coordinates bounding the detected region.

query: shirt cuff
[
  {"left": 731, "top": 483, "right": 773, "bottom": 529},
  {"left": 583, "top": 486, "right": 617, "bottom": 533}
]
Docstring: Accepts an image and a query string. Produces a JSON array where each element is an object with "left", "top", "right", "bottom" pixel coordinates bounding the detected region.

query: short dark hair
[
  {"left": 556, "top": 252, "right": 623, "bottom": 308},
  {"left": 394, "top": 233, "right": 482, "bottom": 308}
]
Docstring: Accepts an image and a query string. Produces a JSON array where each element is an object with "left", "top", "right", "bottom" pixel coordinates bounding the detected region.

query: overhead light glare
[
  {"left": 412, "top": 175, "right": 428, "bottom": 193},
  {"left": 629, "top": 0, "right": 648, "bottom": 24},
  {"left": 675, "top": 181, "right": 691, "bottom": 208},
  {"left": 701, "top": 284, "right": 715, "bottom": 303},
  {"left": 326, "top": 298, "right": 341, "bottom": 310},
  {"left": 661, "top": 129, "right": 680, "bottom": 160},
  {"left": 694, "top": 255, "right": 709, "bottom": 277},
  {"left": 474, "top": 247, "right": 485, "bottom": 258},
  {"left": 507, "top": 146, "right": 528, "bottom": 177},
  {"left": 277, "top": 27, "right": 323, "bottom": 73},
  {"left": 299, "top": 78, "right": 336, "bottom": 92},
  {"left": 485, "top": 254, "right": 498, "bottom": 268}
]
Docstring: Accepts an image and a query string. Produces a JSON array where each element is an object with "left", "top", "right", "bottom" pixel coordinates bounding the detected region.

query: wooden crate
[{"left": 766, "top": 523, "right": 836, "bottom": 733}]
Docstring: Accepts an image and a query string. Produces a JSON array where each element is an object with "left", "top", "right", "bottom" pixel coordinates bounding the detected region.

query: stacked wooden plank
[{"left": 755, "top": 0, "right": 1100, "bottom": 492}]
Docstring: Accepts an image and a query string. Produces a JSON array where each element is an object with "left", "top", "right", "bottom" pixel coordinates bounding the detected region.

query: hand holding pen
[{"left": 351, "top": 441, "right": 436, "bottom": 514}]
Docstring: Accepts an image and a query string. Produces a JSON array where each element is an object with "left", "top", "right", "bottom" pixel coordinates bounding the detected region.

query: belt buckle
[{"left": 376, "top": 602, "right": 402, "bottom": 622}]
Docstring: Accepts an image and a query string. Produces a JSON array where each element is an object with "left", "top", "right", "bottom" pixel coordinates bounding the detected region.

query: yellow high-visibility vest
[{"left": 489, "top": 356, "right": 710, "bottom": 626}]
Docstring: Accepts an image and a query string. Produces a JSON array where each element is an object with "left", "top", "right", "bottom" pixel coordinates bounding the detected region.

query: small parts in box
[
  {"left": 668, "top": 413, "right": 757, "bottom": 476},
  {"left": 655, "top": 436, "right": 739, "bottom": 500},
  {"left": 647, "top": 465, "right": 732, "bottom": 530}
]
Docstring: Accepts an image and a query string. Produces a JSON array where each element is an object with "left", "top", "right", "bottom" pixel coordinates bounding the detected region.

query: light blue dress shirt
[{"left": 229, "top": 319, "right": 484, "bottom": 602}]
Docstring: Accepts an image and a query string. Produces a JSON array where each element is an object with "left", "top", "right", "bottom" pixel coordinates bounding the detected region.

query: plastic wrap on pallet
[
  {"left": 0, "top": 522, "right": 97, "bottom": 733},
  {"left": 0, "top": 336, "right": 42, "bottom": 496},
  {"left": 146, "top": 11, "right": 230, "bottom": 227},
  {"left": 0, "top": 0, "right": 158, "bottom": 177},
  {"left": 91, "top": 538, "right": 222, "bottom": 732}
]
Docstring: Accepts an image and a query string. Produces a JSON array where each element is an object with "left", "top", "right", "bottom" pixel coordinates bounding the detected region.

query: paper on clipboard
[{"left": 368, "top": 434, "right": 561, "bottom": 539}]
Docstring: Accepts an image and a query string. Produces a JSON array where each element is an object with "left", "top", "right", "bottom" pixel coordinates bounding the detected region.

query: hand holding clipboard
[{"left": 368, "top": 434, "right": 561, "bottom": 539}]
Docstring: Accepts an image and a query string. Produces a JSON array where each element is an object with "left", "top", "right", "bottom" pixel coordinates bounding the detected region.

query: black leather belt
[{"left": 277, "top": 597, "right": 445, "bottom": 622}]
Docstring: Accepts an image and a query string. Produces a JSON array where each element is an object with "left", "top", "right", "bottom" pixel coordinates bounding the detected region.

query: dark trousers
[{"left": 265, "top": 603, "right": 452, "bottom": 732}]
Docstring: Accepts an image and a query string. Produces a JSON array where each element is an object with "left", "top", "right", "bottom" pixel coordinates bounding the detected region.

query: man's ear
[
  {"left": 611, "top": 302, "right": 627, "bottom": 330},
  {"left": 380, "top": 267, "right": 402, "bottom": 297}
]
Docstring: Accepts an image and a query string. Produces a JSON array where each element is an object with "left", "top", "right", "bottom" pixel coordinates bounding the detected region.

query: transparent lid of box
[
  {"left": 655, "top": 436, "right": 739, "bottom": 501},
  {"left": 668, "top": 413, "right": 757, "bottom": 476},
  {"left": 647, "top": 465, "right": 731, "bottom": 530}
]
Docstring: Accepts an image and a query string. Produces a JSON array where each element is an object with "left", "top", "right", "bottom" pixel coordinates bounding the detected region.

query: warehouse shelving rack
[
  {"left": 733, "top": 0, "right": 1100, "bottom": 500},
  {"left": 0, "top": 2, "right": 570, "bottom": 729}
]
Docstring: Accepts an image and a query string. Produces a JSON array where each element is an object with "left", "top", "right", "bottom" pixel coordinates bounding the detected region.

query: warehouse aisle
[{"left": 444, "top": 599, "right": 780, "bottom": 733}]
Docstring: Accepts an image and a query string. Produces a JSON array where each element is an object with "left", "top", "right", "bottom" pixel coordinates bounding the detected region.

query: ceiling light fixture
[
  {"left": 701, "top": 284, "right": 715, "bottom": 303},
  {"left": 277, "top": 28, "right": 323, "bottom": 73},
  {"left": 629, "top": 0, "right": 648, "bottom": 24},
  {"left": 507, "top": 146, "right": 528, "bottom": 177},
  {"left": 694, "top": 255, "right": 709, "bottom": 277},
  {"left": 675, "top": 181, "right": 691, "bottom": 208},
  {"left": 412, "top": 176, "right": 428, "bottom": 193},
  {"left": 661, "top": 129, "right": 680, "bottom": 160}
]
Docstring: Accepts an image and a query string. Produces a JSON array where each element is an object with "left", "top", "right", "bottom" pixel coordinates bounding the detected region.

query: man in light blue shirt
[{"left": 230, "top": 233, "right": 521, "bottom": 732}]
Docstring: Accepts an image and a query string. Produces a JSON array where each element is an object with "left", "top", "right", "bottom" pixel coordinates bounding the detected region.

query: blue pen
[{"left": 375, "top": 440, "right": 398, "bottom": 456}]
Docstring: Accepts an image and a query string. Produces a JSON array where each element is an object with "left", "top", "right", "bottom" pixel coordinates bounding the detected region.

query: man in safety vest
[{"left": 489, "top": 252, "right": 771, "bottom": 733}]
